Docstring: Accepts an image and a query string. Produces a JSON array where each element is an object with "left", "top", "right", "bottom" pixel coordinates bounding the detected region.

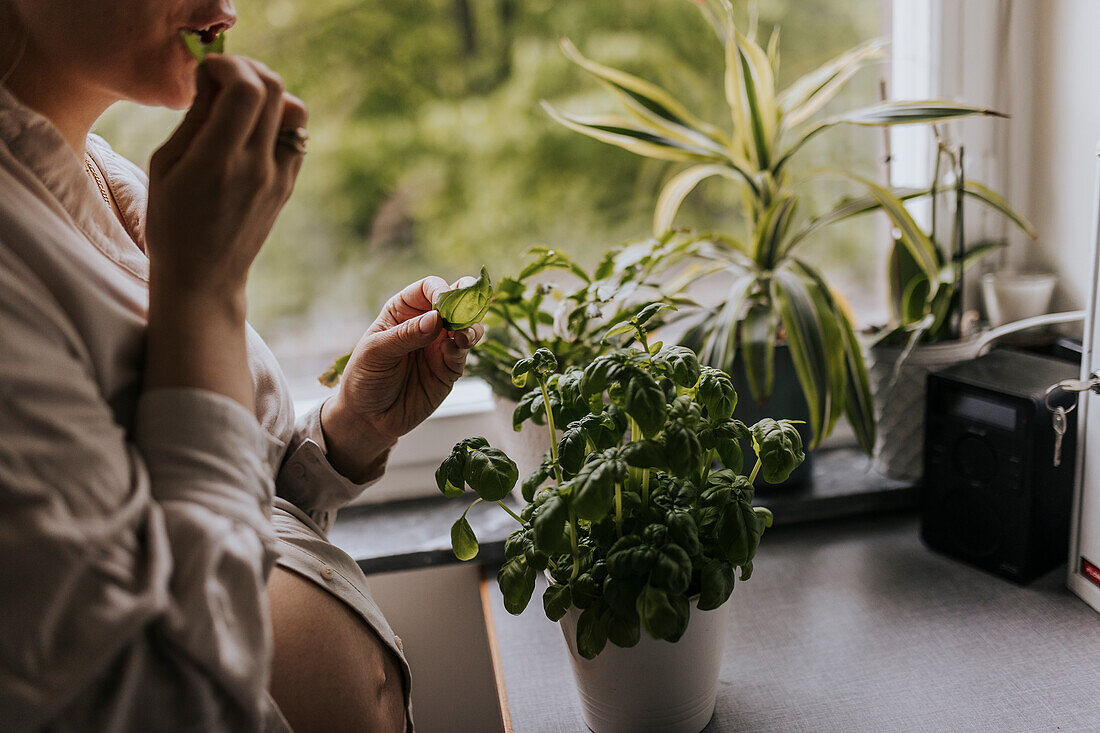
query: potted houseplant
[
  {"left": 864, "top": 142, "right": 1038, "bottom": 480},
  {"left": 467, "top": 236, "right": 706, "bottom": 474},
  {"left": 542, "top": 0, "right": 1008, "bottom": 466},
  {"left": 438, "top": 306, "right": 805, "bottom": 733}
]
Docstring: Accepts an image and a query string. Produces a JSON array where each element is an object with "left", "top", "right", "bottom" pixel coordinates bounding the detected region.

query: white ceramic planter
[
  {"left": 557, "top": 600, "right": 732, "bottom": 733},
  {"left": 869, "top": 339, "right": 981, "bottom": 481}
]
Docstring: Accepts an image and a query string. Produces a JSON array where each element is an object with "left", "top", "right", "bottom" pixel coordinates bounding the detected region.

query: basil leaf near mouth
[
  {"left": 182, "top": 30, "right": 226, "bottom": 64},
  {"left": 434, "top": 267, "right": 494, "bottom": 331}
]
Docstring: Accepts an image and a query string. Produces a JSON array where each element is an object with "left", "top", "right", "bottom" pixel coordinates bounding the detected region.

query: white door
[{"left": 1069, "top": 147, "right": 1100, "bottom": 613}]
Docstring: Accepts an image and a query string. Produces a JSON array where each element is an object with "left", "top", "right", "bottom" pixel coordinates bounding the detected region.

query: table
[{"left": 483, "top": 514, "right": 1100, "bottom": 732}]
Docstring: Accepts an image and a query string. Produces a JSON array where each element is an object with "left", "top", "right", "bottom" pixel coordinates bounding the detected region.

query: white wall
[{"left": 1023, "top": 0, "right": 1100, "bottom": 311}]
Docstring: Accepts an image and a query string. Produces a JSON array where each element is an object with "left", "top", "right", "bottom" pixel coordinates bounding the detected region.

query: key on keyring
[{"left": 1052, "top": 406, "right": 1067, "bottom": 467}]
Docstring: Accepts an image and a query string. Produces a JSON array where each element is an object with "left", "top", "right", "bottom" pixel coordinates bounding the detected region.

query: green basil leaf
[
  {"left": 623, "top": 370, "right": 668, "bottom": 437},
  {"left": 697, "top": 366, "right": 738, "bottom": 419},
  {"left": 181, "top": 29, "right": 226, "bottom": 63},
  {"left": 607, "top": 613, "right": 641, "bottom": 648},
  {"left": 511, "top": 357, "right": 534, "bottom": 389},
  {"left": 575, "top": 605, "right": 610, "bottom": 659},
  {"left": 654, "top": 345, "right": 701, "bottom": 388},
  {"left": 621, "top": 439, "right": 665, "bottom": 469},
  {"left": 751, "top": 418, "right": 806, "bottom": 483},
  {"left": 637, "top": 585, "right": 680, "bottom": 641},
  {"left": 543, "top": 583, "right": 573, "bottom": 622},
  {"left": 558, "top": 427, "right": 589, "bottom": 476},
  {"left": 317, "top": 351, "right": 352, "bottom": 388},
  {"left": 580, "top": 355, "right": 622, "bottom": 397},
  {"left": 602, "top": 576, "right": 642, "bottom": 617},
  {"left": 497, "top": 555, "right": 536, "bottom": 615},
  {"left": 569, "top": 458, "right": 620, "bottom": 521},
  {"left": 634, "top": 302, "right": 676, "bottom": 328},
  {"left": 667, "top": 510, "right": 701, "bottom": 556},
  {"left": 434, "top": 266, "right": 494, "bottom": 330},
  {"left": 664, "top": 421, "right": 703, "bottom": 479},
  {"left": 464, "top": 446, "right": 519, "bottom": 501},
  {"left": 698, "top": 559, "right": 736, "bottom": 611},
  {"left": 435, "top": 450, "right": 467, "bottom": 497},
  {"left": 521, "top": 463, "right": 551, "bottom": 502},
  {"left": 532, "top": 347, "right": 558, "bottom": 376},
  {"left": 450, "top": 503, "right": 481, "bottom": 561},
  {"left": 649, "top": 543, "right": 692, "bottom": 595},
  {"left": 532, "top": 493, "right": 571, "bottom": 555}
]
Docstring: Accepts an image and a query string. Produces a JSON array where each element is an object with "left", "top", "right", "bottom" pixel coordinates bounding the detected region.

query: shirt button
[
  {"left": 320, "top": 566, "right": 335, "bottom": 581},
  {"left": 393, "top": 635, "right": 404, "bottom": 652}
]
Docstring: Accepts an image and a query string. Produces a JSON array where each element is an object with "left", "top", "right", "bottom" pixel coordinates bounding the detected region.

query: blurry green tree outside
[{"left": 95, "top": 0, "right": 886, "bottom": 398}]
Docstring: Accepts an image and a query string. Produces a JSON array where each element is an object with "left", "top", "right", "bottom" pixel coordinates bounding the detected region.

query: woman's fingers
[
  {"left": 451, "top": 323, "right": 485, "bottom": 349},
  {"left": 188, "top": 55, "right": 269, "bottom": 159},
  {"left": 274, "top": 93, "right": 309, "bottom": 190},
  {"left": 247, "top": 61, "right": 286, "bottom": 153},
  {"left": 150, "top": 67, "right": 216, "bottom": 177}
]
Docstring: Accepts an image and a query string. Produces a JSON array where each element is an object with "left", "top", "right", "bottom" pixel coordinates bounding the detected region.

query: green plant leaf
[
  {"left": 317, "top": 351, "right": 351, "bottom": 388},
  {"left": 771, "top": 270, "right": 829, "bottom": 445},
  {"left": 962, "top": 182, "right": 1038, "bottom": 239},
  {"left": 575, "top": 604, "right": 610, "bottom": 659},
  {"left": 696, "top": 366, "right": 738, "bottom": 420},
  {"left": 740, "top": 302, "right": 777, "bottom": 402},
  {"left": 464, "top": 446, "right": 519, "bottom": 502},
  {"left": 542, "top": 104, "right": 722, "bottom": 163},
  {"left": 836, "top": 100, "right": 1008, "bottom": 126},
  {"left": 435, "top": 449, "right": 467, "bottom": 498},
  {"left": 649, "top": 543, "right": 693, "bottom": 595},
  {"left": 570, "top": 456, "right": 625, "bottom": 521},
  {"left": 543, "top": 583, "right": 573, "bottom": 622},
  {"left": 607, "top": 613, "right": 641, "bottom": 648},
  {"left": 532, "top": 493, "right": 571, "bottom": 555},
  {"left": 558, "top": 38, "right": 730, "bottom": 148},
  {"left": 623, "top": 370, "right": 668, "bottom": 437},
  {"left": 654, "top": 164, "right": 756, "bottom": 236},
  {"left": 777, "top": 38, "right": 886, "bottom": 127},
  {"left": 450, "top": 501, "right": 481, "bottom": 561},
  {"left": 517, "top": 246, "right": 591, "bottom": 283},
  {"left": 181, "top": 29, "right": 226, "bottom": 63},
  {"left": 791, "top": 259, "right": 875, "bottom": 455},
  {"left": 498, "top": 555, "right": 536, "bottom": 615},
  {"left": 636, "top": 585, "right": 682, "bottom": 641},
  {"left": 697, "top": 559, "right": 735, "bottom": 611},
  {"left": 731, "top": 29, "right": 777, "bottom": 169},
  {"left": 434, "top": 267, "right": 494, "bottom": 330},
  {"left": 653, "top": 345, "right": 701, "bottom": 388},
  {"left": 751, "top": 418, "right": 806, "bottom": 483}
]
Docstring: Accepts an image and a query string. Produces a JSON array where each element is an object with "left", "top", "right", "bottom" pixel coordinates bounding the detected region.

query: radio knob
[{"left": 953, "top": 434, "right": 998, "bottom": 482}]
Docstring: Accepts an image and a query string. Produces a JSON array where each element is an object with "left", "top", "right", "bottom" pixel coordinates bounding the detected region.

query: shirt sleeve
[
  {"left": 0, "top": 251, "right": 281, "bottom": 731},
  {"left": 275, "top": 398, "right": 390, "bottom": 534}
]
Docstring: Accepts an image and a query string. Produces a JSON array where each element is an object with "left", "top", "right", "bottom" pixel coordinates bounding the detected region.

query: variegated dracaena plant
[{"left": 541, "top": 0, "right": 1016, "bottom": 454}]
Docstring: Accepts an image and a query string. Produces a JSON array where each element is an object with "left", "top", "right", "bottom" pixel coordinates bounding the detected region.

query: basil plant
[{"left": 438, "top": 309, "right": 804, "bottom": 658}]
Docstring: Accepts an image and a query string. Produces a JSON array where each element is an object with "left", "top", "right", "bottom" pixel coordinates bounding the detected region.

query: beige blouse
[{"left": 0, "top": 85, "right": 413, "bottom": 731}]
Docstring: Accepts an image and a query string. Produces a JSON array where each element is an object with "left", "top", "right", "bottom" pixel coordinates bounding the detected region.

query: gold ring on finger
[{"left": 276, "top": 126, "right": 309, "bottom": 155}]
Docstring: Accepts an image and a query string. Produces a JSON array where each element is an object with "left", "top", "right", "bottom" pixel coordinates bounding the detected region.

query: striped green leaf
[
  {"left": 778, "top": 38, "right": 886, "bottom": 128},
  {"left": 654, "top": 164, "right": 756, "bottom": 236},
  {"left": 772, "top": 269, "right": 831, "bottom": 446},
  {"left": 740, "top": 301, "right": 777, "bottom": 402},
  {"left": 542, "top": 104, "right": 723, "bottom": 163}
]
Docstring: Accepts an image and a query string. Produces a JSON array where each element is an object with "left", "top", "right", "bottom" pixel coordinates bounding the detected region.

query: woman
[{"left": 0, "top": 1, "right": 483, "bottom": 730}]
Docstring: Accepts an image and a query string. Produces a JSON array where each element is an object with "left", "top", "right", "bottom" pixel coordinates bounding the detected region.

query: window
[{"left": 95, "top": 0, "right": 891, "bottom": 500}]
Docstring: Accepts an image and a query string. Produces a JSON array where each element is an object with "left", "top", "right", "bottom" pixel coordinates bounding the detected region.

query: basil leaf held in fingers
[
  {"left": 434, "top": 266, "right": 494, "bottom": 330},
  {"left": 317, "top": 351, "right": 351, "bottom": 388}
]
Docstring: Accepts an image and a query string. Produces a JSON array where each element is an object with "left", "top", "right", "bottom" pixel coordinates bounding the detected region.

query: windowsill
[{"left": 329, "top": 444, "right": 916, "bottom": 576}]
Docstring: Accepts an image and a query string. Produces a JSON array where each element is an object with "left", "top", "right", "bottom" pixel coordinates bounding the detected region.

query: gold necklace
[{"left": 84, "top": 154, "right": 111, "bottom": 208}]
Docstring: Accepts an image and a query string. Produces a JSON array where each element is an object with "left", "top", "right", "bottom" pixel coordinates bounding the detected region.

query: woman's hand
[
  {"left": 143, "top": 55, "right": 308, "bottom": 408},
  {"left": 146, "top": 55, "right": 307, "bottom": 299},
  {"left": 320, "top": 277, "right": 486, "bottom": 482}
]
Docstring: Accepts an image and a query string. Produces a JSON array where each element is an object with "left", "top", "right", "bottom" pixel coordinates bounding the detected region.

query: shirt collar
[{"left": 0, "top": 84, "right": 149, "bottom": 281}]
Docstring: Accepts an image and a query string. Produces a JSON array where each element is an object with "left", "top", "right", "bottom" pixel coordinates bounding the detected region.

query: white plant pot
[
  {"left": 490, "top": 394, "right": 552, "bottom": 479},
  {"left": 981, "top": 272, "right": 1057, "bottom": 327},
  {"left": 557, "top": 600, "right": 732, "bottom": 733},
  {"left": 869, "top": 339, "right": 982, "bottom": 481}
]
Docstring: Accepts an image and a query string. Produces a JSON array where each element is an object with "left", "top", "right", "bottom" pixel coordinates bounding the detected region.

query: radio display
[{"left": 948, "top": 393, "right": 1017, "bottom": 430}]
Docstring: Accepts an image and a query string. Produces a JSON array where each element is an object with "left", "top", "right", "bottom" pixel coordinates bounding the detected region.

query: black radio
[{"left": 922, "top": 349, "right": 1078, "bottom": 583}]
